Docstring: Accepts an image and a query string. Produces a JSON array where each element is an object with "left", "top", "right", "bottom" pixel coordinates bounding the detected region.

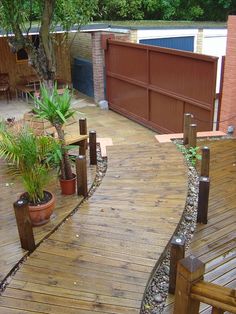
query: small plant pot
[
  {"left": 21, "top": 191, "right": 55, "bottom": 226},
  {"left": 59, "top": 174, "right": 76, "bottom": 195}
]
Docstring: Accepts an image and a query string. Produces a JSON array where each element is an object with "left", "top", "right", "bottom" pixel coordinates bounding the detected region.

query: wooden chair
[{"left": 0, "top": 73, "right": 11, "bottom": 103}]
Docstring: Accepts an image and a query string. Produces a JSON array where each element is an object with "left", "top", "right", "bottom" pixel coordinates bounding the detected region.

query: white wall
[{"left": 202, "top": 29, "right": 227, "bottom": 93}]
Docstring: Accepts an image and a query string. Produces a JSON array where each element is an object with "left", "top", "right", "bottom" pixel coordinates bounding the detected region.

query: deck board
[
  {"left": 0, "top": 142, "right": 188, "bottom": 313},
  {"left": 0, "top": 156, "right": 96, "bottom": 284},
  {"left": 163, "top": 138, "right": 236, "bottom": 314}
]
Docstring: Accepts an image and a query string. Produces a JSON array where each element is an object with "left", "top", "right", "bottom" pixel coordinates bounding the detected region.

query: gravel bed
[{"left": 141, "top": 141, "right": 199, "bottom": 314}]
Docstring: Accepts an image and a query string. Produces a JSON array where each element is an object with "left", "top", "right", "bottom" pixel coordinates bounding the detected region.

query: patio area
[
  {"left": 0, "top": 95, "right": 235, "bottom": 313},
  {"left": 0, "top": 94, "right": 157, "bottom": 286}
]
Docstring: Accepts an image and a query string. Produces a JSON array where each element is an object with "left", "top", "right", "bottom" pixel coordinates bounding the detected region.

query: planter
[
  {"left": 59, "top": 174, "right": 76, "bottom": 195},
  {"left": 21, "top": 191, "right": 55, "bottom": 226},
  {"left": 23, "top": 112, "right": 53, "bottom": 135},
  {"left": 24, "top": 111, "right": 77, "bottom": 135}
]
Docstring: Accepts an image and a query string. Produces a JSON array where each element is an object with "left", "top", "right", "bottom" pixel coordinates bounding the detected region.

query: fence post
[
  {"left": 188, "top": 123, "right": 197, "bottom": 148},
  {"left": 183, "top": 113, "right": 192, "bottom": 145},
  {"left": 13, "top": 199, "right": 35, "bottom": 252},
  {"left": 76, "top": 155, "right": 88, "bottom": 197},
  {"left": 201, "top": 146, "right": 210, "bottom": 177},
  {"left": 173, "top": 255, "right": 205, "bottom": 314},
  {"left": 79, "top": 118, "right": 87, "bottom": 136},
  {"left": 169, "top": 235, "right": 186, "bottom": 294},
  {"left": 197, "top": 176, "right": 210, "bottom": 224},
  {"left": 79, "top": 117, "right": 88, "bottom": 149},
  {"left": 79, "top": 118, "right": 87, "bottom": 155},
  {"left": 211, "top": 308, "right": 224, "bottom": 314},
  {"left": 89, "top": 130, "right": 97, "bottom": 165}
]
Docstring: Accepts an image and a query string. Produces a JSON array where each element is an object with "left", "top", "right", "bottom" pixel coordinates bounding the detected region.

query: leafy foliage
[
  {"left": 34, "top": 84, "right": 75, "bottom": 126},
  {"left": 0, "top": 0, "right": 97, "bottom": 81},
  {"left": 176, "top": 143, "right": 202, "bottom": 167},
  {"left": 95, "top": 0, "right": 232, "bottom": 21},
  {"left": 0, "top": 123, "right": 56, "bottom": 203},
  {"left": 34, "top": 84, "right": 75, "bottom": 180}
]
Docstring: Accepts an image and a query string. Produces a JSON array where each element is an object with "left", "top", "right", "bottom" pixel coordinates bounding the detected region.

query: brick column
[
  {"left": 220, "top": 16, "right": 236, "bottom": 132},
  {"left": 196, "top": 28, "right": 203, "bottom": 53},
  {"left": 91, "top": 32, "right": 105, "bottom": 103},
  {"left": 129, "top": 29, "right": 138, "bottom": 43}
]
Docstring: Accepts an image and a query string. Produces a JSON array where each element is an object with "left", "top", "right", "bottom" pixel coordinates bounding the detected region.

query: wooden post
[
  {"left": 76, "top": 155, "right": 88, "bottom": 197},
  {"left": 201, "top": 146, "right": 210, "bottom": 177},
  {"left": 173, "top": 255, "right": 205, "bottom": 314},
  {"left": 188, "top": 124, "right": 197, "bottom": 148},
  {"left": 89, "top": 130, "right": 97, "bottom": 165},
  {"left": 197, "top": 176, "right": 210, "bottom": 224},
  {"left": 183, "top": 113, "right": 192, "bottom": 145},
  {"left": 169, "top": 235, "right": 186, "bottom": 294},
  {"left": 79, "top": 118, "right": 87, "bottom": 155},
  {"left": 211, "top": 308, "right": 224, "bottom": 314},
  {"left": 13, "top": 199, "right": 35, "bottom": 252},
  {"left": 79, "top": 118, "right": 87, "bottom": 136}
]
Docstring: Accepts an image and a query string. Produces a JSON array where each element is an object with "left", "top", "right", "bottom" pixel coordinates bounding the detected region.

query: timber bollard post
[
  {"left": 89, "top": 130, "right": 97, "bottom": 165},
  {"left": 79, "top": 118, "right": 87, "bottom": 155},
  {"left": 79, "top": 118, "right": 87, "bottom": 136},
  {"left": 211, "top": 308, "right": 224, "bottom": 314},
  {"left": 173, "top": 255, "right": 205, "bottom": 314},
  {"left": 169, "top": 235, "right": 186, "bottom": 294},
  {"left": 201, "top": 146, "right": 210, "bottom": 177},
  {"left": 183, "top": 113, "right": 192, "bottom": 145},
  {"left": 76, "top": 155, "right": 88, "bottom": 197},
  {"left": 13, "top": 199, "right": 35, "bottom": 252},
  {"left": 188, "top": 123, "right": 197, "bottom": 148},
  {"left": 197, "top": 176, "right": 210, "bottom": 224}
]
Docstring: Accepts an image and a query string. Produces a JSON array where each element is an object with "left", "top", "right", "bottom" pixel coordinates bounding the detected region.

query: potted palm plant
[
  {"left": 0, "top": 123, "right": 56, "bottom": 226},
  {"left": 34, "top": 84, "right": 76, "bottom": 195}
]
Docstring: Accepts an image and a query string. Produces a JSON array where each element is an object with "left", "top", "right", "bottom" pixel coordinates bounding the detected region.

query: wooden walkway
[
  {"left": 0, "top": 142, "right": 188, "bottom": 313},
  {"left": 0, "top": 156, "right": 96, "bottom": 285},
  {"left": 164, "top": 138, "right": 236, "bottom": 314}
]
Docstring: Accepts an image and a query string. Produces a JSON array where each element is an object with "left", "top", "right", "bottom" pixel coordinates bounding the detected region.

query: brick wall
[
  {"left": 69, "top": 32, "right": 92, "bottom": 61},
  {"left": 129, "top": 29, "right": 138, "bottom": 43},
  {"left": 196, "top": 28, "right": 203, "bottom": 53},
  {"left": 92, "top": 32, "right": 105, "bottom": 103},
  {"left": 91, "top": 31, "right": 132, "bottom": 103},
  {"left": 220, "top": 16, "right": 236, "bottom": 132}
]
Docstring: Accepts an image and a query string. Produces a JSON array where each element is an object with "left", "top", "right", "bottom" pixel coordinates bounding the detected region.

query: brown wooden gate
[{"left": 104, "top": 39, "right": 218, "bottom": 133}]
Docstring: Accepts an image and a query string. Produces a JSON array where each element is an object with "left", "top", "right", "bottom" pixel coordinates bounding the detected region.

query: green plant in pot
[
  {"left": 34, "top": 84, "right": 76, "bottom": 195},
  {"left": 0, "top": 123, "right": 56, "bottom": 226}
]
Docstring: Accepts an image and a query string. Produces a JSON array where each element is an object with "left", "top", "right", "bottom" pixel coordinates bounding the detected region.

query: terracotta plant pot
[
  {"left": 21, "top": 191, "right": 55, "bottom": 226},
  {"left": 59, "top": 174, "right": 76, "bottom": 195}
]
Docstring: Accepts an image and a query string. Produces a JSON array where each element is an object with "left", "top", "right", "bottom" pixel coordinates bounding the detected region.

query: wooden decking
[
  {"left": 164, "top": 138, "right": 236, "bottom": 314},
  {"left": 0, "top": 156, "right": 96, "bottom": 285},
  {"left": 0, "top": 142, "right": 188, "bottom": 313}
]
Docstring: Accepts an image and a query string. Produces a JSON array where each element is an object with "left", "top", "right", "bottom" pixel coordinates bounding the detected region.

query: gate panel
[
  {"left": 149, "top": 50, "right": 215, "bottom": 105},
  {"left": 107, "top": 45, "right": 147, "bottom": 83},
  {"left": 105, "top": 40, "right": 218, "bottom": 133},
  {"left": 150, "top": 92, "right": 184, "bottom": 133},
  {"left": 108, "top": 77, "right": 148, "bottom": 120},
  {"left": 185, "top": 103, "right": 212, "bottom": 131}
]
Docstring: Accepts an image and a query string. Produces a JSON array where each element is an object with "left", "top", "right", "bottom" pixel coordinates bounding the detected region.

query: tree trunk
[
  {"left": 7, "top": 0, "right": 56, "bottom": 83},
  {"left": 39, "top": 0, "right": 56, "bottom": 81}
]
